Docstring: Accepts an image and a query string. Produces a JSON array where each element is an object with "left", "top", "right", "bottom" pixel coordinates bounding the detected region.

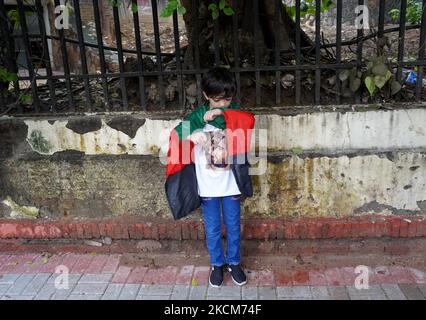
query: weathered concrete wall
[{"left": 0, "top": 105, "right": 425, "bottom": 220}]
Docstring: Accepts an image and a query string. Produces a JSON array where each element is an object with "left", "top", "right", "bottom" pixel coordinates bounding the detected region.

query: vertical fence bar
[
  {"left": 93, "top": 0, "right": 110, "bottom": 110},
  {"left": 0, "top": 0, "right": 21, "bottom": 113},
  {"left": 295, "top": 0, "right": 301, "bottom": 105},
  {"left": 213, "top": 0, "right": 220, "bottom": 66},
  {"left": 335, "top": 0, "right": 342, "bottom": 104},
  {"left": 314, "top": 0, "right": 321, "bottom": 104},
  {"left": 396, "top": 0, "right": 407, "bottom": 82},
  {"left": 112, "top": 0, "right": 128, "bottom": 110},
  {"left": 253, "top": 0, "right": 260, "bottom": 105},
  {"left": 53, "top": 0, "right": 74, "bottom": 112},
  {"left": 151, "top": 0, "right": 166, "bottom": 109},
  {"left": 132, "top": 0, "right": 147, "bottom": 110},
  {"left": 35, "top": 0, "right": 56, "bottom": 112},
  {"left": 356, "top": 0, "right": 364, "bottom": 103},
  {"left": 378, "top": 0, "right": 385, "bottom": 39},
  {"left": 16, "top": 0, "right": 40, "bottom": 112},
  {"left": 274, "top": 0, "right": 281, "bottom": 105},
  {"left": 232, "top": 0, "right": 240, "bottom": 105},
  {"left": 172, "top": 10, "right": 184, "bottom": 109},
  {"left": 73, "top": 0, "right": 91, "bottom": 111},
  {"left": 416, "top": 0, "right": 426, "bottom": 101},
  {"left": 191, "top": 0, "right": 202, "bottom": 105}
]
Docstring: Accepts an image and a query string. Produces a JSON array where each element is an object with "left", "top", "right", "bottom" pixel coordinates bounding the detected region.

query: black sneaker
[
  {"left": 226, "top": 264, "right": 247, "bottom": 286},
  {"left": 209, "top": 265, "right": 224, "bottom": 287}
]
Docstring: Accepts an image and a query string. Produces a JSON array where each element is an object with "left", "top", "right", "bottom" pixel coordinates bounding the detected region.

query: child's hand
[
  {"left": 189, "top": 131, "right": 207, "bottom": 145},
  {"left": 203, "top": 109, "right": 223, "bottom": 122}
]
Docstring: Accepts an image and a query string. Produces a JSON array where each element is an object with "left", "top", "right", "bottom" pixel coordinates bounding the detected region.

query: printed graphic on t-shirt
[{"left": 201, "top": 129, "right": 230, "bottom": 171}]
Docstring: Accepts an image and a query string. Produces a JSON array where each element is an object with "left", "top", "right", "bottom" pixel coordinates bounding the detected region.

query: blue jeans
[{"left": 200, "top": 195, "right": 241, "bottom": 266}]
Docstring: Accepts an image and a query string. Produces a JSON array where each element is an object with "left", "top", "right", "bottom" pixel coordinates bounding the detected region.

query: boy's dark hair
[{"left": 201, "top": 67, "right": 236, "bottom": 99}]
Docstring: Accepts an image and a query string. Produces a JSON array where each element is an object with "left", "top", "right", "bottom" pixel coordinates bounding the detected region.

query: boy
[{"left": 165, "top": 68, "right": 255, "bottom": 287}]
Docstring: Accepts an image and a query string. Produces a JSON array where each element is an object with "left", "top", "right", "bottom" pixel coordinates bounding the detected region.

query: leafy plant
[
  {"left": 286, "top": 0, "right": 334, "bottom": 21},
  {"left": 160, "top": 0, "right": 234, "bottom": 19},
  {"left": 339, "top": 55, "right": 402, "bottom": 99},
  {"left": 160, "top": 0, "right": 187, "bottom": 17},
  {"left": 208, "top": 0, "right": 234, "bottom": 20},
  {"left": 389, "top": 0, "right": 423, "bottom": 24}
]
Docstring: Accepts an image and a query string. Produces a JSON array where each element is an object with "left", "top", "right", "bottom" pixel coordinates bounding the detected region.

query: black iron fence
[{"left": 0, "top": 0, "right": 425, "bottom": 115}]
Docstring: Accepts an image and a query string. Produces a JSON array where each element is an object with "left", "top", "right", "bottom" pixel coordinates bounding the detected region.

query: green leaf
[
  {"left": 177, "top": 5, "right": 186, "bottom": 15},
  {"left": 223, "top": 6, "right": 234, "bottom": 16},
  {"left": 131, "top": 2, "right": 138, "bottom": 13},
  {"left": 384, "top": 70, "right": 392, "bottom": 82},
  {"left": 373, "top": 75, "right": 387, "bottom": 89},
  {"left": 291, "top": 147, "right": 303, "bottom": 156},
  {"left": 219, "top": 0, "right": 226, "bottom": 10},
  {"left": 364, "top": 76, "right": 376, "bottom": 96},
  {"left": 391, "top": 80, "right": 402, "bottom": 95},
  {"left": 208, "top": 3, "right": 217, "bottom": 11},
  {"left": 19, "top": 93, "right": 32, "bottom": 104}
]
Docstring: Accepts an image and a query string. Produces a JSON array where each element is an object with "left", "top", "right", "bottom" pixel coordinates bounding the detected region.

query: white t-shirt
[{"left": 194, "top": 124, "right": 241, "bottom": 197}]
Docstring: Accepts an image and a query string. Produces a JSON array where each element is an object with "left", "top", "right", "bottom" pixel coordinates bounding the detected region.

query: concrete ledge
[{"left": 0, "top": 214, "right": 425, "bottom": 240}]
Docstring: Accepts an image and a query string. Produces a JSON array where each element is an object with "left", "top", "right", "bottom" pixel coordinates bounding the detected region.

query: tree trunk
[{"left": 180, "top": 0, "right": 314, "bottom": 69}]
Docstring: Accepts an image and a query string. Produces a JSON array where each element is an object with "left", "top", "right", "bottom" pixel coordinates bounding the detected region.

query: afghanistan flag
[{"left": 165, "top": 104, "right": 256, "bottom": 220}]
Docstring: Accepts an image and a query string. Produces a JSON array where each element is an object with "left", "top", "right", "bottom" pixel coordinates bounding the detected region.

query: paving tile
[
  {"left": 346, "top": 285, "right": 387, "bottom": 300},
  {"left": 138, "top": 284, "right": 174, "bottom": 296},
  {"left": 72, "top": 282, "right": 108, "bottom": 295},
  {"left": 258, "top": 287, "right": 276, "bottom": 300},
  {"left": 189, "top": 285, "right": 208, "bottom": 300},
  {"left": 380, "top": 284, "right": 407, "bottom": 300},
  {"left": 242, "top": 286, "right": 258, "bottom": 300},
  {"left": 170, "top": 285, "right": 190, "bottom": 300},
  {"left": 118, "top": 284, "right": 140, "bottom": 300},
  {"left": 101, "top": 284, "right": 124, "bottom": 300},
  {"left": 398, "top": 284, "right": 426, "bottom": 300}
]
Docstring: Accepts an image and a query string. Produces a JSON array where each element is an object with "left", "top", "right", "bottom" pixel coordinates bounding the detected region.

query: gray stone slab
[
  {"left": 139, "top": 284, "right": 174, "bottom": 296},
  {"left": 0, "top": 274, "right": 21, "bottom": 284},
  {"left": 170, "top": 285, "right": 190, "bottom": 300},
  {"left": 242, "top": 287, "right": 258, "bottom": 300},
  {"left": 207, "top": 286, "right": 241, "bottom": 299},
  {"left": 72, "top": 282, "right": 108, "bottom": 295},
  {"left": 258, "top": 287, "right": 277, "bottom": 300},
  {"left": 310, "top": 286, "right": 332, "bottom": 300},
  {"left": 136, "top": 295, "right": 170, "bottom": 300},
  {"left": 346, "top": 285, "right": 387, "bottom": 300},
  {"left": 21, "top": 273, "right": 51, "bottom": 296},
  {"left": 6, "top": 274, "right": 36, "bottom": 295},
  {"left": 189, "top": 286, "right": 208, "bottom": 300},
  {"left": 380, "top": 284, "right": 407, "bottom": 300},
  {"left": 79, "top": 273, "right": 113, "bottom": 283},
  {"left": 118, "top": 284, "right": 140, "bottom": 300},
  {"left": 1, "top": 295, "right": 34, "bottom": 300},
  {"left": 101, "top": 284, "right": 124, "bottom": 300},
  {"left": 327, "top": 286, "right": 350, "bottom": 300},
  {"left": 398, "top": 284, "right": 426, "bottom": 300},
  {"left": 67, "top": 294, "right": 102, "bottom": 300},
  {"left": 277, "top": 286, "right": 312, "bottom": 299}
]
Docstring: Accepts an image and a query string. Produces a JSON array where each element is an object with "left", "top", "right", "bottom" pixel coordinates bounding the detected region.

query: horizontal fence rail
[{"left": 0, "top": 0, "right": 425, "bottom": 115}]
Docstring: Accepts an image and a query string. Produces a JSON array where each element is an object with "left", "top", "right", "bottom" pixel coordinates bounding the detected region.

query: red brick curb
[{"left": 0, "top": 214, "right": 425, "bottom": 240}]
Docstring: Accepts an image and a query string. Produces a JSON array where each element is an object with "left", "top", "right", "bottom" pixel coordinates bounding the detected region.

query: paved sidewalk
[{"left": 0, "top": 253, "right": 426, "bottom": 300}]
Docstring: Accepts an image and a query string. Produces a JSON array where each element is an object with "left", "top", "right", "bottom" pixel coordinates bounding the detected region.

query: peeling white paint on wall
[
  {"left": 263, "top": 108, "right": 426, "bottom": 151},
  {"left": 20, "top": 108, "right": 426, "bottom": 156},
  {"left": 23, "top": 118, "right": 180, "bottom": 155}
]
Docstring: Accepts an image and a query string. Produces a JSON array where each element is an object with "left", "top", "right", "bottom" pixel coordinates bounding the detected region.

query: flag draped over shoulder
[{"left": 165, "top": 104, "right": 255, "bottom": 220}]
